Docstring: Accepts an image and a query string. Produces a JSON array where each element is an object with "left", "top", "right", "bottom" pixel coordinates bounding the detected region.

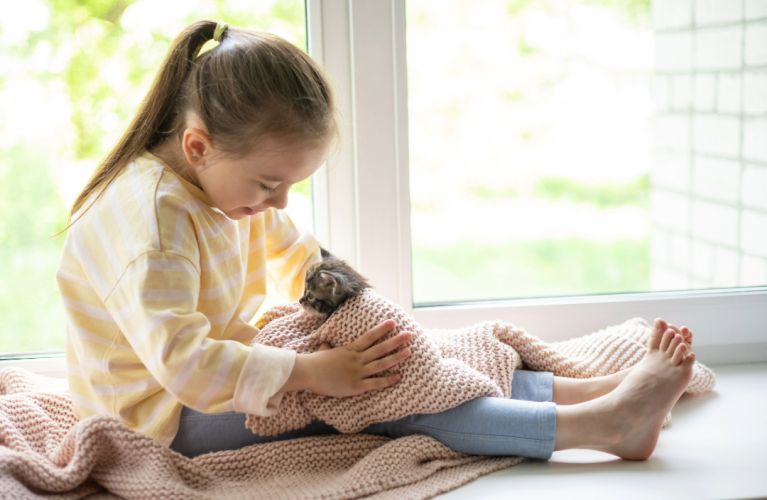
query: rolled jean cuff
[{"left": 511, "top": 370, "right": 554, "bottom": 403}]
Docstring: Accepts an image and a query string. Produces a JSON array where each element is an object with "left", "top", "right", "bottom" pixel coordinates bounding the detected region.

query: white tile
[
  {"left": 744, "top": 118, "right": 767, "bottom": 162},
  {"left": 746, "top": 0, "right": 767, "bottom": 19},
  {"left": 693, "top": 115, "right": 740, "bottom": 156},
  {"left": 672, "top": 74, "right": 693, "bottom": 110},
  {"left": 654, "top": 75, "right": 672, "bottom": 112},
  {"left": 656, "top": 114, "right": 691, "bottom": 151},
  {"left": 656, "top": 32, "right": 693, "bottom": 71},
  {"left": 742, "top": 208, "right": 767, "bottom": 257},
  {"left": 693, "top": 156, "right": 741, "bottom": 203},
  {"left": 696, "top": 0, "right": 743, "bottom": 25},
  {"left": 671, "top": 233, "right": 691, "bottom": 269},
  {"left": 651, "top": 189, "right": 691, "bottom": 231},
  {"left": 653, "top": 0, "right": 693, "bottom": 29},
  {"left": 744, "top": 72, "right": 767, "bottom": 115},
  {"left": 652, "top": 151, "right": 691, "bottom": 190},
  {"left": 717, "top": 73, "right": 742, "bottom": 113},
  {"left": 650, "top": 266, "right": 690, "bottom": 290},
  {"left": 691, "top": 240, "right": 714, "bottom": 279},
  {"left": 692, "top": 200, "right": 739, "bottom": 245},
  {"left": 651, "top": 229, "right": 670, "bottom": 265},
  {"left": 746, "top": 22, "right": 767, "bottom": 66},
  {"left": 694, "top": 73, "right": 716, "bottom": 111},
  {"left": 740, "top": 255, "right": 767, "bottom": 285},
  {"left": 695, "top": 26, "right": 742, "bottom": 70},
  {"left": 742, "top": 164, "right": 767, "bottom": 210},
  {"left": 712, "top": 246, "right": 740, "bottom": 286}
]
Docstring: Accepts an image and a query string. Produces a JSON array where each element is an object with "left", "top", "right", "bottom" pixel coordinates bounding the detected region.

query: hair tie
[{"left": 213, "top": 22, "right": 229, "bottom": 42}]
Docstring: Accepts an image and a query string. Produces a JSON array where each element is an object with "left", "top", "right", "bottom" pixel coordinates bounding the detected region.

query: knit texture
[
  {"left": 0, "top": 367, "right": 523, "bottom": 499},
  {"left": 246, "top": 289, "right": 716, "bottom": 435}
]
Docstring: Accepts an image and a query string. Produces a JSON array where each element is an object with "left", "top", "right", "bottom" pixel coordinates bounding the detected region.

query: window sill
[{"left": 435, "top": 361, "right": 767, "bottom": 500}]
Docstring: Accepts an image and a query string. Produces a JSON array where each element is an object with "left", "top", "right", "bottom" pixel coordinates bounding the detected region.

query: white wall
[{"left": 651, "top": 0, "right": 767, "bottom": 290}]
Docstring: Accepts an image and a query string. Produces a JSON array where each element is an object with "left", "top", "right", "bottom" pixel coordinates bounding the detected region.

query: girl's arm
[{"left": 104, "top": 251, "right": 296, "bottom": 417}]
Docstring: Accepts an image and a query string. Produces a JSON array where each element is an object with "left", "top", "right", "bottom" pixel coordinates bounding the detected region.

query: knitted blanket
[
  {"left": 0, "top": 367, "right": 524, "bottom": 499},
  {"left": 246, "top": 289, "right": 716, "bottom": 436}
]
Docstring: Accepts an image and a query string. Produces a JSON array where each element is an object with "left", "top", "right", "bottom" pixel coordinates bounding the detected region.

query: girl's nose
[{"left": 267, "top": 190, "right": 289, "bottom": 210}]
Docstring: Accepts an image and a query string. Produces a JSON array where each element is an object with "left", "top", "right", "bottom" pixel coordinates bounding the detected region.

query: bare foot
[{"left": 596, "top": 327, "right": 696, "bottom": 460}]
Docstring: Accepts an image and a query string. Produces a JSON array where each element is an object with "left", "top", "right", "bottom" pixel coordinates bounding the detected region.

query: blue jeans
[{"left": 169, "top": 370, "right": 556, "bottom": 460}]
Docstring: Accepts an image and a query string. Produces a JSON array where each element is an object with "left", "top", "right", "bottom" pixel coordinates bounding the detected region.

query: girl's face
[{"left": 193, "top": 137, "right": 326, "bottom": 220}]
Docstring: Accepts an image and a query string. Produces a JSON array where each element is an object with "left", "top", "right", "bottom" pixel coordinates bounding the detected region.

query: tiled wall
[{"left": 650, "top": 0, "right": 767, "bottom": 290}]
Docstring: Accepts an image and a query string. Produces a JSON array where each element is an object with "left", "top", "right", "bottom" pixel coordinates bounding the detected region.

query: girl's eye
[{"left": 259, "top": 182, "right": 277, "bottom": 193}]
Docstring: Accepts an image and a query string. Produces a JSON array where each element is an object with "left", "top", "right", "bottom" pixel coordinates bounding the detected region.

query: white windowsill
[{"left": 436, "top": 362, "right": 767, "bottom": 500}]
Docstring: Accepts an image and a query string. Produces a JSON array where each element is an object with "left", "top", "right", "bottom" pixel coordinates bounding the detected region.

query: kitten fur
[{"left": 299, "top": 249, "right": 371, "bottom": 322}]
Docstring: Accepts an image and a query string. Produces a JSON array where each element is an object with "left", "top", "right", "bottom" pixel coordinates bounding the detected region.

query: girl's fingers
[
  {"left": 361, "top": 331, "right": 412, "bottom": 363},
  {"left": 362, "top": 347, "right": 411, "bottom": 378},
  {"left": 360, "top": 372, "right": 401, "bottom": 393},
  {"left": 352, "top": 320, "right": 395, "bottom": 352}
]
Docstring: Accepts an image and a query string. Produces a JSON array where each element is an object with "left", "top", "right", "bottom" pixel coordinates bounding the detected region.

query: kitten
[{"left": 299, "top": 248, "right": 371, "bottom": 322}]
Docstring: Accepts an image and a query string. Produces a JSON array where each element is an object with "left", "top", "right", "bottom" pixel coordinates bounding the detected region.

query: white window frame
[{"left": 2, "top": 0, "right": 765, "bottom": 378}]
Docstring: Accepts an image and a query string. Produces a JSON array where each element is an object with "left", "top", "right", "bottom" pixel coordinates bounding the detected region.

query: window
[
  {"left": 308, "top": 0, "right": 766, "bottom": 364},
  {"left": 406, "top": 0, "right": 767, "bottom": 305},
  {"left": 0, "top": 0, "right": 310, "bottom": 357}
]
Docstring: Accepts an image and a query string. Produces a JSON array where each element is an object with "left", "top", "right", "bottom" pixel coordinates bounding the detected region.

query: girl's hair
[{"left": 68, "top": 20, "right": 338, "bottom": 221}]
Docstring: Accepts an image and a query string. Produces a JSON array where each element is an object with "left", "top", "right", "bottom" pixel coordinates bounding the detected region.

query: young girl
[{"left": 58, "top": 20, "right": 697, "bottom": 461}]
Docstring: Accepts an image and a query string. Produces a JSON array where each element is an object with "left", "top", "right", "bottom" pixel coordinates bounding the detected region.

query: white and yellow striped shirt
[{"left": 56, "top": 150, "right": 321, "bottom": 445}]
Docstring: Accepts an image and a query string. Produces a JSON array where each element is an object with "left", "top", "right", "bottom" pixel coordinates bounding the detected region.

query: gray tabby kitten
[{"left": 298, "top": 248, "right": 371, "bottom": 322}]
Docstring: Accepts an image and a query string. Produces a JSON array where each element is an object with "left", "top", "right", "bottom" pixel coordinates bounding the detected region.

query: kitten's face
[
  {"left": 299, "top": 268, "right": 347, "bottom": 320},
  {"left": 299, "top": 258, "right": 370, "bottom": 321}
]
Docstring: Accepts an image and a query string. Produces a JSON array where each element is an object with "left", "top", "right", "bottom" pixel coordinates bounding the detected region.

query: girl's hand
[{"left": 282, "top": 320, "right": 412, "bottom": 397}]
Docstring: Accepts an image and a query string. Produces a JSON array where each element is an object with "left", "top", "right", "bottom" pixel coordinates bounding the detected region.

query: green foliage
[
  {"left": 468, "top": 185, "right": 518, "bottom": 201},
  {"left": 413, "top": 237, "right": 649, "bottom": 303},
  {"left": 582, "top": 0, "right": 651, "bottom": 27},
  {"left": 0, "top": 144, "right": 67, "bottom": 248},
  {"left": 507, "top": 0, "right": 650, "bottom": 27},
  {"left": 517, "top": 36, "right": 538, "bottom": 57},
  {"left": 0, "top": 247, "right": 67, "bottom": 353},
  {"left": 534, "top": 174, "right": 649, "bottom": 209}
]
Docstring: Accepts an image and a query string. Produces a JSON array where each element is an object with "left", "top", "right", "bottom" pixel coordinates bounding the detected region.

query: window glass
[
  {"left": 406, "top": 0, "right": 767, "bottom": 305},
  {"left": 0, "top": 0, "right": 309, "bottom": 354}
]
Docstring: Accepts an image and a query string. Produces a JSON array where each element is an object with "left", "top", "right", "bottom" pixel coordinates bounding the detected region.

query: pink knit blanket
[
  {"left": 247, "top": 289, "right": 716, "bottom": 436},
  {"left": 0, "top": 367, "right": 527, "bottom": 499}
]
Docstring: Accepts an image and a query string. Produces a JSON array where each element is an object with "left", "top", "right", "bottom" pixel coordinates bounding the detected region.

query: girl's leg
[
  {"left": 552, "top": 367, "right": 634, "bottom": 406},
  {"left": 362, "top": 370, "right": 558, "bottom": 460},
  {"left": 366, "top": 327, "right": 696, "bottom": 461},
  {"left": 169, "top": 406, "right": 340, "bottom": 458}
]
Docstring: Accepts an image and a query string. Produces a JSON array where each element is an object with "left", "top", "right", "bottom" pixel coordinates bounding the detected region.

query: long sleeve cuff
[{"left": 233, "top": 345, "right": 297, "bottom": 416}]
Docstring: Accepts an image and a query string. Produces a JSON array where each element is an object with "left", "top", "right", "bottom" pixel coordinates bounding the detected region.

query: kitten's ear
[{"left": 318, "top": 271, "right": 341, "bottom": 295}]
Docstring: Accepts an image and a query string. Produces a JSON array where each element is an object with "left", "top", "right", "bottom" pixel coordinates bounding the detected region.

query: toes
[
  {"left": 671, "top": 342, "right": 688, "bottom": 365},
  {"left": 650, "top": 319, "right": 667, "bottom": 349},
  {"left": 681, "top": 326, "right": 693, "bottom": 345},
  {"left": 659, "top": 329, "right": 675, "bottom": 352},
  {"left": 667, "top": 333, "right": 683, "bottom": 356},
  {"left": 682, "top": 351, "right": 696, "bottom": 367},
  {"left": 667, "top": 323, "right": 681, "bottom": 334}
]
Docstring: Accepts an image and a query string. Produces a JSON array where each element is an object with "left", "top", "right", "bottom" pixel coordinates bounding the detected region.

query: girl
[{"left": 58, "top": 20, "right": 697, "bottom": 461}]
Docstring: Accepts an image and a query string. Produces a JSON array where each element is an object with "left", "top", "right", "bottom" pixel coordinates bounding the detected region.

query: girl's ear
[{"left": 182, "top": 127, "right": 213, "bottom": 166}]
